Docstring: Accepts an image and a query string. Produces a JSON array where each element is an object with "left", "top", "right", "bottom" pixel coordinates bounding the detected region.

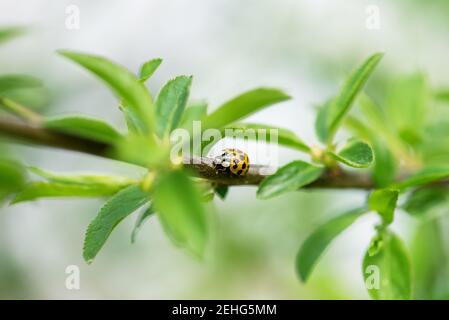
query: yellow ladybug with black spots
[{"left": 213, "top": 148, "right": 250, "bottom": 176}]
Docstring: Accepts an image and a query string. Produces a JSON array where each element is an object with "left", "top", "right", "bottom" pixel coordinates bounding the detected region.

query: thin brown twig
[{"left": 0, "top": 116, "right": 432, "bottom": 190}]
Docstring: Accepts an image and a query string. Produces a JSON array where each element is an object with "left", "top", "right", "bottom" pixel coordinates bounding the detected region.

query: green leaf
[
  {"left": 114, "top": 134, "right": 168, "bottom": 168},
  {"left": 214, "top": 185, "right": 229, "bottom": 200},
  {"left": 315, "top": 101, "right": 332, "bottom": 144},
  {"left": 0, "top": 159, "right": 25, "bottom": 199},
  {"left": 153, "top": 170, "right": 208, "bottom": 257},
  {"left": 296, "top": 207, "right": 367, "bottom": 282},
  {"left": 155, "top": 76, "right": 192, "bottom": 138},
  {"left": 28, "top": 167, "right": 136, "bottom": 187},
  {"left": 403, "top": 186, "right": 449, "bottom": 218},
  {"left": 131, "top": 204, "right": 155, "bottom": 243},
  {"left": 257, "top": 161, "right": 324, "bottom": 199},
  {"left": 12, "top": 182, "right": 124, "bottom": 204},
  {"left": 0, "top": 75, "right": 43, "bottom": 94},
  {"left": 368, "top": 189, "right": 399, "bottom": 224},
  {"left": 394, "top": 167, "right": 449, "bottom": 191},
  {"left": 386, "top": 73, "right": 428, "bottom": 139},
  {"left": 324, "top": 53, "right": 384, "bottom": 143},
  {"left": 363, "top": 231, "right": 412, "bottom": 300},
  {"left": 178, "top": 101, "right": 209, "bottom": 156},
  {"left": 12, "top": 167, "right": 135, "bottom": 204},
  {"left": 421, "top": 121, "right": 449, "bottom": 166},
  {"left": 328, "top": 139, "right": 374, "bottom": 168},
  {"left": 435, "top": 89, "right": 449, "bottom": 102},
  {"left": 344, "top": 116, "right": 397, "bottom": 187},
  {"left": 180, "top": 101, "right": 208, "bottom": 128},
  {"left": 371, "top": 139, "right": 396, "bottom": 187},
  {"left": 83, "top": 185, "right": 149, "bottom": 263},
  {"left": 1, "top": 86, "right": 49, "bottom": 110},
  {"left": 204, "top": 88, "right": 290, "bottom": 129},
  {"left": 58, "top": 50, "right": 155, "bottom": 134},
  {"left": 44, "top": 115, "right": 122, "bottom": 144},
  {"left": 410, "top": 220, "right": 449, "bottom": 299},
  {"left": 0, "top": 96, "right": 45, "bottom": 124},
  {"left": 119, "top": 103, "right": 140, "bottom": 134},
  {"left": 0, "top": 27, "right": 25, "bottom": 45},
  {"left": 224, "top": 123, "right": 310, "bottom": 152},
  {"left": 139, "top": 58, "right": 162, "bottom": 82},
  {"left": 357, "top": 94, "right": 410, "bottom": 157},
  {"left": 201, "top": 191, "right": 215, "bottom": 202},
  {"left": 358, "top": 94, "right": 393, "bottom": 136}
]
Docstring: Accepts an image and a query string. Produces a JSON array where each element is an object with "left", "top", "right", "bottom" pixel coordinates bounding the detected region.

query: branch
[
  {"left": 0, "top": 116, "right": 110, "bottom": 156},
  {"left": 0, "top": 116, "right": 388, "bottom": 189}
]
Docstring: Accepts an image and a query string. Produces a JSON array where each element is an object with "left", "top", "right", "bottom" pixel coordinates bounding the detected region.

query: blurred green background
[{"left": 0, "top": 0, "right": 448, "bottom": 299}]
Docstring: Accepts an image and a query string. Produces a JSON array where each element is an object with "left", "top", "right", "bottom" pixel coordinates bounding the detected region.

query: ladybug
[{"left": 213, "top": 148, "right": 250, "bottom": 176}]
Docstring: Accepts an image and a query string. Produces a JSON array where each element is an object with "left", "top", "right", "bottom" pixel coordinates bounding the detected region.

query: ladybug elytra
[{"left": 213, "top": 148, "right": 250, "bottom": 176}]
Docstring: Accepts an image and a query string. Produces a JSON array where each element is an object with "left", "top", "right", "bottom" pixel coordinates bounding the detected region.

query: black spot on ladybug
[
  {"left": 242, "top": 163, "right": 246, "bottom": 169},
  {"left": 233, "top": 164, "right": 238, "bottom": 169},
  {"left": 237, "top": 170, "right": 243, "bottom": 175}
]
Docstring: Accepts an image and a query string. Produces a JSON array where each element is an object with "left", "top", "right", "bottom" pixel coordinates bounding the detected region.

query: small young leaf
[
  {"left": 131, "top": 204, "right": 155, "bottom": 243},
  {"left": 363, "top": 231, "right": 412, "bottom": 300},
  {"left": 325, "top": 52, "right": 384, "bottom": 143},
  {"left": 224, "top": 123, "right": 310, "bottom": 152},
  {"left": 44, "top": 115, "right": 122, "bottom": 144},
  {"left": 139, "top": 58, "right": 162, "bottom": 82},
  {"left": 12, "top": 182, "right": 124, "bottom": 204},
  {"left": 328, "top": 140, "right": 374, "bottom": 168},
  {"left": 257, "top": 161, "right": 324, "bottom": 199},
  {"left": 368, "top": 189, "right": 399, "bottom": 225},
  {"left": 0, "top": 74, "right": 43, "bottom": 94},
  {"left": 204, "top": 88, "right": 290, "bottom": 129},
  {"left": 394, "top": 167, "right": 449, "bottom": 191},
  {"left": 83, "top": 185, "right": 149, "bottom": 263},
  {"left": 155, "top": 76, "right": 192, "bottom": 138},
  {"left": 152, "top": 170, "right": 208, "bottom": 257},
  {"left": 58, "top": 50, "right": 155, "bottom": 134},
  {"left": 296, "top": 207, "right": 367, "bottom": 281},
  {"left": 214, "top": 185, "right": 229, "bottom": 200}
]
